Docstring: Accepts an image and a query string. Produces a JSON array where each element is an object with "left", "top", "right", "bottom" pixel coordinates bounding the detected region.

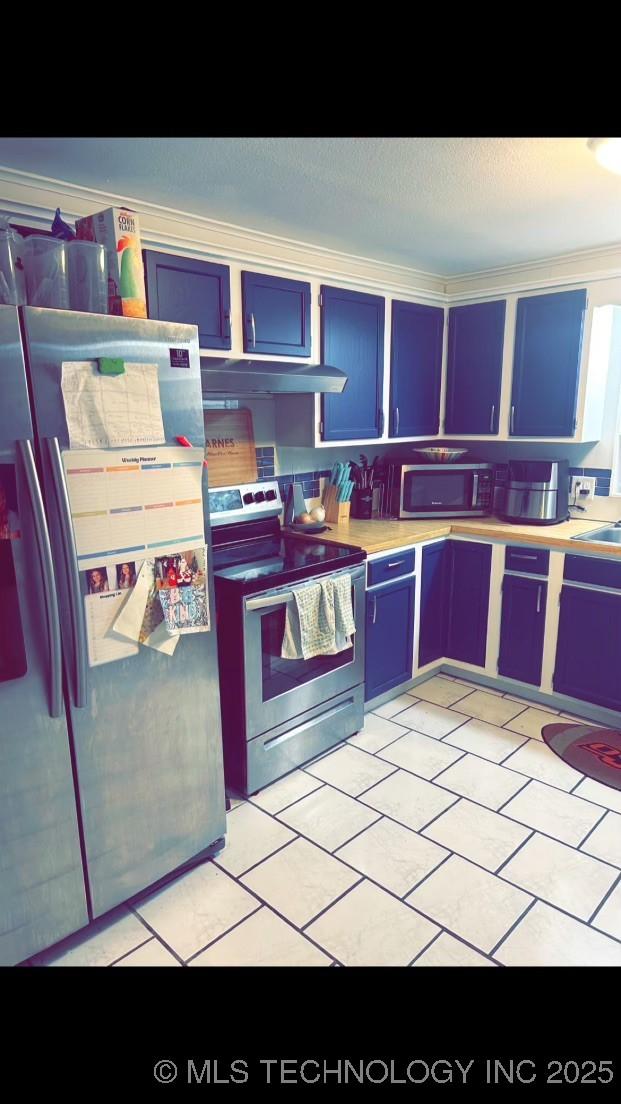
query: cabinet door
[
  {"left": 498, "top": 574, "right": 547, "bottom": 686},
  {"left": 446, "top": 541, "right": 492, "bottom": 667},
  {"left": 419, "top": 542, "right": 448, "bottom": 667},
  {"left": 389, "top": 301, "right": 444, "bottom": 437},
  {"left": 321, "top": 286, "right": 385, "bottom": 441},
  {"left": 365, "top": 577, "right": 415, "bottom": 701},
  {"left": 241, "top": 271, "right": 311, "bottom": 357},
  {"left": 554, "top": 585, "right": 621, "bottom": 711},
  {"left": 143, "top": 250, "right": 231, "bottom": 349},
  {"left": 445, "top": 300, "right": 505, "bottom": 435},
  {"left": 511, "top": 289, "right": 587, "bottom": 437}
]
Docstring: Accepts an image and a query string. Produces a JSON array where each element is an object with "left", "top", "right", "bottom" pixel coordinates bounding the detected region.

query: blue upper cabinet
[
  {"left": 320, "top": 286, "right": 385, "bottom": 441},
  {"left": 510, "top": 289, "right": 587, "bottom": 437},
  {"left": 143, "top": 250, "right": 231, "bottom": 349},
  {"left": 445, "top": 300, "right": 505, "bottom": 435},
  {"left": 241, "top": 271, "right": 311, "bottom": 357},
  {"left": 390, "top": 301, "right": 444, "bottom": 437}
]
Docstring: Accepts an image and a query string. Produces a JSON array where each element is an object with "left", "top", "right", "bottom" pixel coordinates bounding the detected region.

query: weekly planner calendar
[{"left": 63, "top": 446, "right": 205, "bottom": 568}]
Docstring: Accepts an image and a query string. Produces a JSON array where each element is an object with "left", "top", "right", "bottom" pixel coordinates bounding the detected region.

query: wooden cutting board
[{"left": 203, "top": 408, "right": 258, "bottom": 488}]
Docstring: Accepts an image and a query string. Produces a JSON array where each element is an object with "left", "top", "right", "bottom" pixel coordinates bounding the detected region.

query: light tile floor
[{"left": 28, "top": 675, "right": 621, "bottom": 967}]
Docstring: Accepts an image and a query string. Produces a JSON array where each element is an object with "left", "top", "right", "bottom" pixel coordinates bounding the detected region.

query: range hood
[{"left": 200, "top": 356, "right": 348, "bottom": 394}]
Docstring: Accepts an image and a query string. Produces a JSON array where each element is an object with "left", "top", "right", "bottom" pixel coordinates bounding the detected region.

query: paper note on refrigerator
[
  {"left": 61, "top": 361, "right": 166, "bottom": 449},
  {"left": 112, "top": 558, "right": 179, "bottom": 655},
  {"left": 62, "top": 446, "right": 205, "bottom": 569},
  {"left": 84, "top": 589, "right": 140, "bottom": 667},
  {"left": 155, "top": 546, "right": 211, "bottom": 634}
]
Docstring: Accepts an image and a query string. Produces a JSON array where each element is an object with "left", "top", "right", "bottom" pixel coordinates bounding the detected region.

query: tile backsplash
[
  {"left": 570, "top": 467, "right": 613, "bottom": 497},
  {"left": 256, "top": 446, "right": 275, "bottom": 480},
  {"left": 254, "top": 444, "right": 329, "bottom": 510},
  {"left": 243, "top": 408, "right": 620, "bottom": 523},
  {"left": 277, "top": 470, "right": 330, "bottom": 505}
]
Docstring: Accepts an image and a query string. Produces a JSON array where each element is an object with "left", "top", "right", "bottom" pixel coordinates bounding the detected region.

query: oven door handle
[
  {"left": 246, "top": 592, "right": 295, "bottom": 611},
  {"left": 246, "top": 570, "right": 362, "bottom": 612}
]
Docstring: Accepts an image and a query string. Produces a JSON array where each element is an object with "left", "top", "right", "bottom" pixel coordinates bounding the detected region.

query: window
[{"left": 606, "top": 307, "right": 621, "bottom": 496}]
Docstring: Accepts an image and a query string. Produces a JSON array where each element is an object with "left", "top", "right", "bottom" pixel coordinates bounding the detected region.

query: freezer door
[
  {"left": 21, "top": 308, "right": 225, "bottom": 917},
  {"left": 0, "top": 306, "right": 87, "bottom": 965}
]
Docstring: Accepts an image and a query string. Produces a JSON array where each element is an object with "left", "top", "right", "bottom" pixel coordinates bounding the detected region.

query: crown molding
[
  {"left": 2, "top": 165, "right": 621, "bottom": 303},
  {"left": 445, "top": 243, "right": 621, "bottom": 299},
  {"left": 0, "top": 166, "right": 446, "bottom": 301}
]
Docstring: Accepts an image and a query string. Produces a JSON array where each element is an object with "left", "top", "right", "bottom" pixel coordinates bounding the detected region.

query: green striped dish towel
[{"left": 281, "top": 576, "right": 355, "bottom": 660}]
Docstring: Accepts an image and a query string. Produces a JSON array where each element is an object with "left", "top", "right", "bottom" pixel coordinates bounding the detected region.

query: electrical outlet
[{"left": 571, "top": 476, "right": 596, "bottom": 502}]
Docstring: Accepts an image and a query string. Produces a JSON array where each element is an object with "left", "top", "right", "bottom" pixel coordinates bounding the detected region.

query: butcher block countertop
[{"left": 290, "top": 516, "right": 619, "bottom": 556}]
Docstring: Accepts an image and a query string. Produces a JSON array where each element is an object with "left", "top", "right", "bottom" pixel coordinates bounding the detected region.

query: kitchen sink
[{"left": 572, "top": 524, "right": 621, "bottom": 544}]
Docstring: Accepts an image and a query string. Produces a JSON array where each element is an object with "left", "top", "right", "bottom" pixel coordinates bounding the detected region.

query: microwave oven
[{"left": 389, "top": 462, "right": 495, "bottom": 518}]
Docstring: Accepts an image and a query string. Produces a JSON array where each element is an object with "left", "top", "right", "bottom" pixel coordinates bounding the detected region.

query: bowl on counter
[{"left": 413, "top": 447, "right": 469, "bottom": 463}]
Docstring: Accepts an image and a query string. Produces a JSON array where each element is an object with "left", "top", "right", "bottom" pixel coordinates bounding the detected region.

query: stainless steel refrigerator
[{"left": 0, "top": 305, "right": 226, "bottom": 965}]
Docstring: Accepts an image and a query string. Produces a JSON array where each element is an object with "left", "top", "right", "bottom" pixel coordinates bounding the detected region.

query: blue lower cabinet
[
  {"left": 498, "top": 574, "right": 547, "bottom": 685},
  {"left": 445, "top": 541, "right": 492, "bottom": 667},
  {"left": 365, "top": 576, "right": 415, "bottom": 701},
  {"left": 554, "top": 585, "right": 621, "bottom": 711},
  {"left": 419, "top": 542, "right": 448, "bottom": 667}
]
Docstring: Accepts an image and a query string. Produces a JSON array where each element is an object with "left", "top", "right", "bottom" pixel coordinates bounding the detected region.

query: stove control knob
[
  {"left": 242, "top": 492, "right": 254, "bottom": 505},
  {"left": 254, "top": 491, "right": 265, "bottom": 503},
  {"left": 265, "top": 489, "right": 277, "bottom": 501}
]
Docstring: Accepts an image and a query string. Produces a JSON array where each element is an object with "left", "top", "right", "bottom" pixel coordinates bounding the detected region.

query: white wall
[{"left": 583, "top": 307, "right": 621, "bottom": 471}]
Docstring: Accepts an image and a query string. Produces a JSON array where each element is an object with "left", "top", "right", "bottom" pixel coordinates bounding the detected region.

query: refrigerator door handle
[
  {"left": 45, "top": 437, "right": 87, "bottom": 709},
  {"left": 18, "top": 439, "right": 64, "bottom": 719}
]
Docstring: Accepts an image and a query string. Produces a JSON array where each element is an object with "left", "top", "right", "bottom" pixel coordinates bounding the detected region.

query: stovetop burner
[
  {"left": 214, "top": 532, "right": 364, "bottom": 589},
  {"left": 210, "top": 481, "right": 365, "bottom": 595}
]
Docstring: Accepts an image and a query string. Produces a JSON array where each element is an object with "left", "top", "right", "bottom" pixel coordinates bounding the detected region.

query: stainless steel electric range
[{"left": 209, "top": 480, "right": 367, "bottom": 797}]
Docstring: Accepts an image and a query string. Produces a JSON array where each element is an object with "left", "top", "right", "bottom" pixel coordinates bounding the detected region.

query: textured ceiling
[{"left": 1, "top": 136, "right": 620, "bottom": 274}]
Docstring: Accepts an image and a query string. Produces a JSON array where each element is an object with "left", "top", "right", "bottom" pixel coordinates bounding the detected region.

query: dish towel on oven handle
[{"left": 281, "top": 574, "right": 356, "bottom": 660}]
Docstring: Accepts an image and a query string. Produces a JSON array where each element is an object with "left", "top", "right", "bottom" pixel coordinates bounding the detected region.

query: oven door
[
  {"left": 242, "top": 564, "right": 365, "bottom": 741},
  {"left": 401, "top": 465, "right": 482, "bottom": 517}
]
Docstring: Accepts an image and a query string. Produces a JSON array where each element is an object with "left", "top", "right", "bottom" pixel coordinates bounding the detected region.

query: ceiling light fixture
[{"left": 587, "top": 137, "right": 621, "bottom": 174}]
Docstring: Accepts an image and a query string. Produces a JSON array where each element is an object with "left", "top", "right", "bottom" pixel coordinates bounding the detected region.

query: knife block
[{"left": 323, "top": 484, "right": 351, "bottom": 524}]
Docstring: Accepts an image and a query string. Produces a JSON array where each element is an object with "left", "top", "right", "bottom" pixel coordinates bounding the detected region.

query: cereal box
[{"left": 76, "top": 206, "right": 147, "bottom": 318}]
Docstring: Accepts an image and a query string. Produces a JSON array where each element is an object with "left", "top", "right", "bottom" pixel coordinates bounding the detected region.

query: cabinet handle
[
  {"left": 387, "top": 559, "right": 405, "bottom": 568},
  {"left": 489, "top": 404, "right": 495, "bottom": 432},
  {"left": 372, "top": 594, "right": 377, "bottom": 625},
  {"left": 250, "top": 313, "right": 256, "bottom": 348},
  {"left": 511, "top": 553, "right": 538, "bottom": 561},
  {"left": 511, "top": 405, "right": 515, "bottom": 434},
  {"left": 394, "top": 407, "right": 400, "bottom": 435},
  {"left": 378, "top": 409, "right": 385, "bottom": 436},
  {"left": 536, "top": 585, "right": 542, "bottom": 614}
]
